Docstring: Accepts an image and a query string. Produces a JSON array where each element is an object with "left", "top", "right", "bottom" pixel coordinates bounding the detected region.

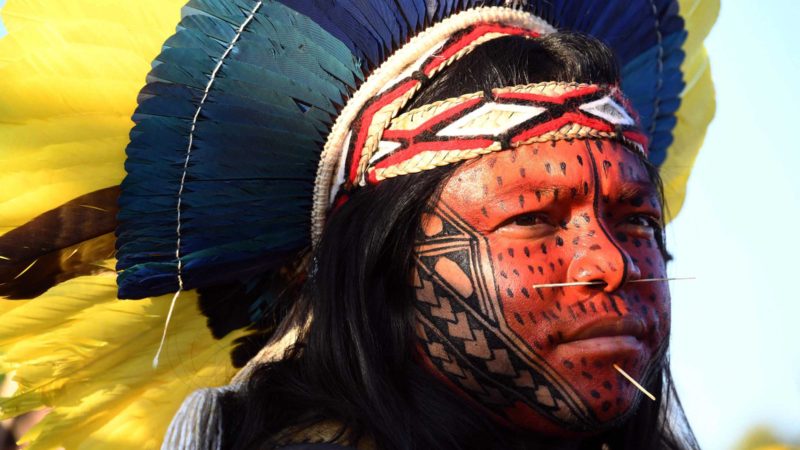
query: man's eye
[
  {"left": 626, "top": 215, "right": 658, "bottom": 228},
  {"left": 618, "top": 214, "right": 662, "bottom": 238},
  {"left": 495, "top": 212, "right": 556, "bottom": 239},
  {"left": 511, "top": 213, "right": 552, "bottom": 227}
]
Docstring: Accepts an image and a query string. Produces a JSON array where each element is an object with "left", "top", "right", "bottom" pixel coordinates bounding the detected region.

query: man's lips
[{"left": 560, "top": 315, "right": 647, "bottom": 344}]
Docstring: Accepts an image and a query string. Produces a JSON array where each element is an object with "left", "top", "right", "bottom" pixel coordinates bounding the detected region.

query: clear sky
[
  {"left": 0, "top": 0, "right": 797, "bottom": 448},
  {"left": 668, "top": 0, "right": 800, "bottom": 448}
]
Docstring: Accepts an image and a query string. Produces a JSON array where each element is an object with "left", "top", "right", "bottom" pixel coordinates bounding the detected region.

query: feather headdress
[{"left": 0, "top": 0, "right": 717, "bottom": 448}]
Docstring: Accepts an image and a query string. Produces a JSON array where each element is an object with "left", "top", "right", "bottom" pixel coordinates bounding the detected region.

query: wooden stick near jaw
[{"left": 613, "top": 364, "right": 656, "bottom": 401}]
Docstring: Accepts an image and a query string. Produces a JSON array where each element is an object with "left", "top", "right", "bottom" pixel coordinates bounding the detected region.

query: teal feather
[{"left": 117, "top": 0, "right": 693, "bottom": 350}]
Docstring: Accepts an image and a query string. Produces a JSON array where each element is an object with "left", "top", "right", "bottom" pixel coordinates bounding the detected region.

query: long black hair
[{"left": 221, "top": 33, "right": 699, "bottom": 450}]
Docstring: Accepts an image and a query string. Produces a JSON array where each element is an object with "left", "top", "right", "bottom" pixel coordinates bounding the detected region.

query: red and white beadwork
[
  {"left": 312, "top": 7, "right": 645, "bottom": 243},
  {"left": 367, "top": 82, "right": 646, "bottom": 184}
]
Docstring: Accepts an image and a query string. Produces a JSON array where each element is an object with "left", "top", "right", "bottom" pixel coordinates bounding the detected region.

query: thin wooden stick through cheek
[{"left": 530, "top": 276, "right": 695, "bottom": 289}]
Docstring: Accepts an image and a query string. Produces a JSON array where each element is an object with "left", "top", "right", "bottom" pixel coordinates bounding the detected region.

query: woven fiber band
[
  {"left": 311, "top": 7, "right": 645, "bottom": 244},
  {"left": 311, "top": 7, "right": 555, "bottom": 243},
  {"left": 368, "top": 82, "right": 646, "bottom": 184}
]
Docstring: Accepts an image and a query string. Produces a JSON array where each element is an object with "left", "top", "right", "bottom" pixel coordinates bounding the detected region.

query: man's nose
[{"left": 565, "top": 223, "right": 641, "bottom": 294}]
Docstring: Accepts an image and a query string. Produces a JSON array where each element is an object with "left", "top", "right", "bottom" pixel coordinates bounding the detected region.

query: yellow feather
[
  {"left": 0, "top": 0, "right": 184, "bottom": 235},
  {"left": 662, "top": 0, "right": 719, "bottom": 221},
  {"left": 0, "top": 265, "right": 245, "bottom": 449}
]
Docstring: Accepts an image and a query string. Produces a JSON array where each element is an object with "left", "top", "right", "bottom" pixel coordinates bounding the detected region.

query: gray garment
[{"left": 276, "top": 445, "right": 358, "bottom": 450}]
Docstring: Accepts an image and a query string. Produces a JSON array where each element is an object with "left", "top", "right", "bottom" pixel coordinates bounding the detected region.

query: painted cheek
[
  {"left": 481, "top": 144, "right": 597, "bottom": 352},
  {"left": 414, "top": 140, "right": 672, "bottom": 432},
  {"left": 594, "top": 142, "right": 671, "bottom": 343}
]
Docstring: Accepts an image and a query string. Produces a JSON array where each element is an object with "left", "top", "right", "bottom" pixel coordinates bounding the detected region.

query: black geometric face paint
[{"left": 413, "top": 140, "right": 670, "bottom": 433}]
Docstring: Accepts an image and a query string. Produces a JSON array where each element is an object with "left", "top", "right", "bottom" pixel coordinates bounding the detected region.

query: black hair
[{"left": 222, "top": 33, "right": 697, "bottom": 450}]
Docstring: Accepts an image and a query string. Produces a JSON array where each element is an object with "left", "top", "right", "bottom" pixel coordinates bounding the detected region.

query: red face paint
[{"left": 412, "top": 139, "right": 669, "bottom": 434}]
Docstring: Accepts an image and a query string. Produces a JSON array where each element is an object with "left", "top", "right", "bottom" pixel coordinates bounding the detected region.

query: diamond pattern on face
[{"left": 413, "top": 139, "right": 670, "bottom": 434}]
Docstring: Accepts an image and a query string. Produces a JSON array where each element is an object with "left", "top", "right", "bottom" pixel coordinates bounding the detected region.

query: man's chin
[{"left": 498, "top": 391, "right": 645, "bottom": 437}]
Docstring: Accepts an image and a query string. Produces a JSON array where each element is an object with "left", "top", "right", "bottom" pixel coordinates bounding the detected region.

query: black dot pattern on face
[
  {"left": 568, "top": 307, "right": 577, "bottom": 320},
  {"left": 428, "top": 141, "right": 670, "bottom": 428},
  {"left": 602, "top": 160, "right": 612, "bottom": 177},
  {"left": 595, "top": 140, "right": 604, "bottom": 153}
]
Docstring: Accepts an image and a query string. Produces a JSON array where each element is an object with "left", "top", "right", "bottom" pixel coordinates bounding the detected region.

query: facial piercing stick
[
  {"left": 530, "top": 276, "right": 695, "bottom": 289},
  {"left": 613, "top": 364, "right": 656, "bottom": 401}
]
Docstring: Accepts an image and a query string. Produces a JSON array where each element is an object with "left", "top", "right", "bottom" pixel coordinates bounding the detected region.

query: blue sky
[{"left": 1, "top": 0, "right": 798, "bottom": 448}]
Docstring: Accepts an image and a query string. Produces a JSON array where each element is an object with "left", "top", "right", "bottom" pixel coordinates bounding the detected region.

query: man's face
[{"left": 412, "top": 139, "right": 669, "bottom": 433}]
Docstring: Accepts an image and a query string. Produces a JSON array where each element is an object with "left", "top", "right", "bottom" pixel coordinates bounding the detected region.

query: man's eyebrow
[
  {"left": 616, "top": 181, "right": 659, "bottom": 203},
  {"left": 490, "top": 182, "right": 582, "bottom": 200}
]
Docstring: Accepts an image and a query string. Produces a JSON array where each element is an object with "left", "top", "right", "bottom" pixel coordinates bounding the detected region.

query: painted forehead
[{"left": 443, "top": 140, "right": 657, "bottom": 207}]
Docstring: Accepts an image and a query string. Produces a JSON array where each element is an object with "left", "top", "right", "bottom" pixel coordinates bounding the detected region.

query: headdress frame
[
  {"left": 0, "top": 1, "right": 717, "bottom": 447},
  {"left": 109, "top": 0, "right": 706, "bottom": 302},
  {"left": 311, "top": 7, "right": 556, "bottom": 243}
]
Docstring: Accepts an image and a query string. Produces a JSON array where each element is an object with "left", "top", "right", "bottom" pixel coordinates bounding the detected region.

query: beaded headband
[{"left": 311, "top": 7, "right": 645, "bottom": 243}]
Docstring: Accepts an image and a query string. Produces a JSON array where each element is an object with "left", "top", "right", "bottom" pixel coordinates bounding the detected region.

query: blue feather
[{"left": 118, "top": 0, "right": 694, "bottom": 307}]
